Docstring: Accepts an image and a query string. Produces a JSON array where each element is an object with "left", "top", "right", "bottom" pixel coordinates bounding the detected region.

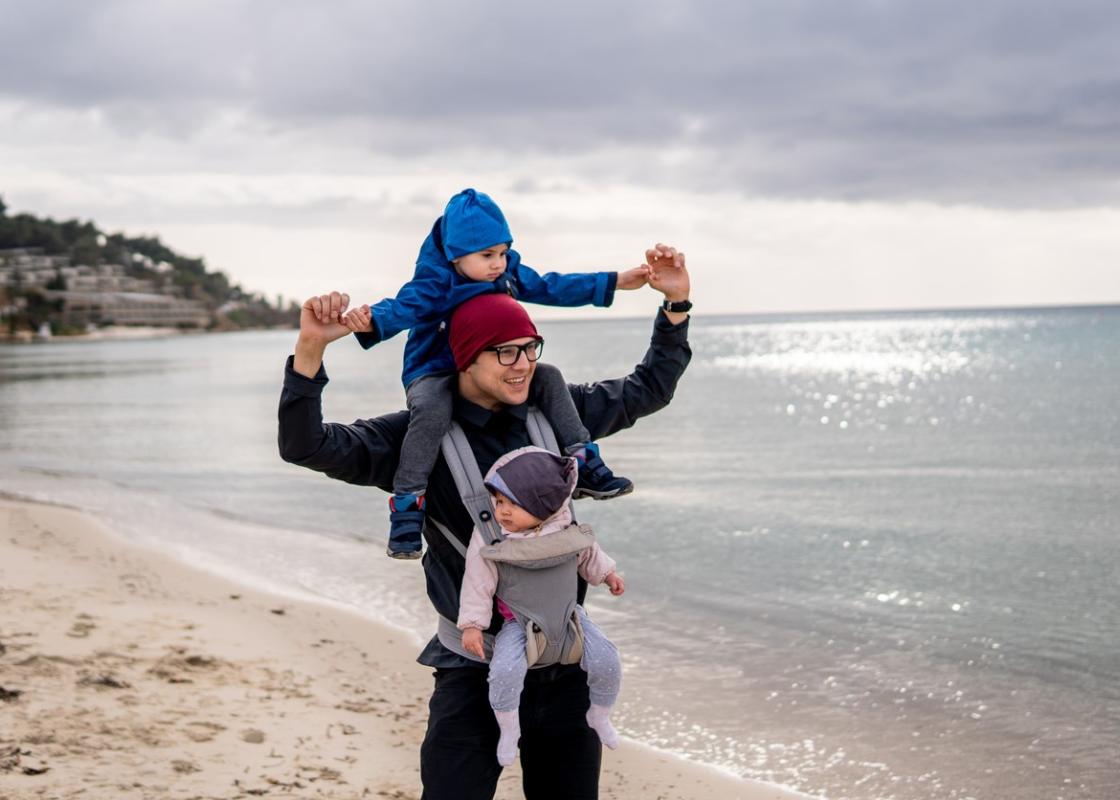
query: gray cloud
[{"left": 2, "top": 0, "right": 1119, "bottom": 205}]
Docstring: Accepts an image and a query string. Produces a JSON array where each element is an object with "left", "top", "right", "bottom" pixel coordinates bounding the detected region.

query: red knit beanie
[{"left": 449, "top": 293, "right": 539, "bottom": 371}]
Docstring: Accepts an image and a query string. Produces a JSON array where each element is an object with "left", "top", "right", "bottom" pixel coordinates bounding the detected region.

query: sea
[{"left": 1, "top": 305, "right": 1117, "bottom": 800}]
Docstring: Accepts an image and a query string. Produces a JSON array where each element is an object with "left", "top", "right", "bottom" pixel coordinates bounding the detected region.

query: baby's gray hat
[{"left": 485, "top": 447, "right": 577, "bottom": 521}]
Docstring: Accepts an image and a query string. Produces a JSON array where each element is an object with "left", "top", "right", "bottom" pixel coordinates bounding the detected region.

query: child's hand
[
  {"left": 462, "top": 627, "right": 486, "bottom": 660},
  {"left": 616, "top": 265, "right": 650, "bottom": 291},
  {"left": 604, "top": 572, "right": 626, "bottom": 596},
  {"left": 342, "top": 304, "right": 374, "bottom": 333}
]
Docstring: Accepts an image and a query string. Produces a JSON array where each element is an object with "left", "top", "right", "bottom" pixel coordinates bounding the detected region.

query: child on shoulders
[{"left": 343, "top": 188, "right": 648, "bottom": 558}]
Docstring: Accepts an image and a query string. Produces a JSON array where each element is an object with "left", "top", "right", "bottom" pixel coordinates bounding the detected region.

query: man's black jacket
[{"left": 278, "top": 310, "right": 691, "bottom": 666}]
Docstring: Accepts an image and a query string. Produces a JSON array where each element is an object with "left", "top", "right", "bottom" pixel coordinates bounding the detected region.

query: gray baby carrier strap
[{"left": 434, "top": 407, "right": 586, "bottom": 668}]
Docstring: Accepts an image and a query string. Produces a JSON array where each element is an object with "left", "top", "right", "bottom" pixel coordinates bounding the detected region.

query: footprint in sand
[
  {"left": 12, "top": 654, "right": 73, "bottom": 677},
  {"left": 183, "top": 721, "right": 226, "bottom": 742},
  {"left": 76, "top": 672, "right": 131, "bottom": 690},
  {"left": 148, "top": 649, "right": 223, "bottom": 683},
  {"left": 66, "top": 614, "right": 96, "bottom": 638},
  {"left": 240, "top": 728, "right": 266, "bottom": 744},
  {"left": 118, "top": 572, "right": 159, "bottom": 596}
]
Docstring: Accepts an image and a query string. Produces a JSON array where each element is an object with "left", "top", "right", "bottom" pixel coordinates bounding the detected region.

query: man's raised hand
[
  {"left": 293, "top": 291, "right": 353, "bottom": 378},
  {"left": 300, "top": 292, "right": 354, "bottom": 345},
  {"left": 645, "top": 243, "right": 690, "bottom": 304}
]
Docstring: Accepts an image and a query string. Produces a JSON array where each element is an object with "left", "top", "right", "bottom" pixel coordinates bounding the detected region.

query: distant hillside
[{"left": 0, "top": 195, "right": 298, "bottom": 336}]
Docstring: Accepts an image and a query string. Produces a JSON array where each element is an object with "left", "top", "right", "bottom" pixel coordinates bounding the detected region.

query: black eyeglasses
[{"left": 483, "top": 339, "right": 544, "bottom": 365}]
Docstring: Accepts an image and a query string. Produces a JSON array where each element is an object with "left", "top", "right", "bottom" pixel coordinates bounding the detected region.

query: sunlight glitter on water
[
  {"left": 711, "top": 349, "right": 972, "bottom": 379},
  {"left": 699, "top": 315, "right": 995, "bottom": 385}
]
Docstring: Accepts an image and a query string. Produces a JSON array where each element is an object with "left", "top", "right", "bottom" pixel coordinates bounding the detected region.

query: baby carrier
[{"left": 431, "top": 408, "right": 589, "bottom": 668}]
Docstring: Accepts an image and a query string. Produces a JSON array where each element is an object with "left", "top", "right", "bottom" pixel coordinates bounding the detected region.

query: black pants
[{"left": 420, "top": 663, "right": 602, "bottom": 800}]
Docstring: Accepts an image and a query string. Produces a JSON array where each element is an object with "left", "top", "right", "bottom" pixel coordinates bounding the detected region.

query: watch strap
[{"left": 661, "top": 298, "right": 693, "bottom": 313}]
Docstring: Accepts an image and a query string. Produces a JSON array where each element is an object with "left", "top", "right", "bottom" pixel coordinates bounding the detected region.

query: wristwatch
[{"left": 661, "top": 298, "right": 693, "bottom": 313}]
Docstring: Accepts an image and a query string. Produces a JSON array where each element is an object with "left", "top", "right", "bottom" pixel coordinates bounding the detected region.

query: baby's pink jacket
[{"left": 456, "top": 505, "right": 617, "bottom": 631}]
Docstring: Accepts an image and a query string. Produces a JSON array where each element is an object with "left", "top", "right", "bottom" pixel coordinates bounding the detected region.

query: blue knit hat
[{"left": 440, "top": 188, "right": 513, "bottom": 261}]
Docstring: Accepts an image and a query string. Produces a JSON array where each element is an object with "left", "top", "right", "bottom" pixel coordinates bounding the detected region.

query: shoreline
[
  {"left": 0, "top": 324, "right": 298, "bottom": 344},
  {"left": 1, "top": 325, "right": 190, "bottom": 343},
  {"left": 0, "top": 498, "right": 810, "bottom": 800}
]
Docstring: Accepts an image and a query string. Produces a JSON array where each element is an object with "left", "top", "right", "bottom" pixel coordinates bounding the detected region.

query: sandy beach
[{"left": 0, "top": 498, "right": 806, "bottom": 800}]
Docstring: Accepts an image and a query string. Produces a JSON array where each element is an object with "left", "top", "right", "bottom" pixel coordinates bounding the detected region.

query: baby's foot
[
  {"left": 495, "top": 709, "right": 521, "bottom": 766},
  {"left": 586, "top": 703, "right": 620, "bottom": 749}
]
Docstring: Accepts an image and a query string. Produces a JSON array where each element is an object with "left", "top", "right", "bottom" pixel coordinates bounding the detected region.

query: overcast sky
[{"left": 2, "top": 0, "right": 1118, "bottom": 315}]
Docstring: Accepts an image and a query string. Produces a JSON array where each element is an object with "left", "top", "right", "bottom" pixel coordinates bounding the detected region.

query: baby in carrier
[
  {"left": 457, "top": 445, "right": 625, "bottom": 766},
  {"left": 341, "top": 188, "right": 649, "bottom": 559}
]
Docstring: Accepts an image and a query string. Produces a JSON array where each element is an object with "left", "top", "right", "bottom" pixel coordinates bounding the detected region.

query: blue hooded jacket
[{"left": 357, "top": 217, "right": 616, "bottom": 387}]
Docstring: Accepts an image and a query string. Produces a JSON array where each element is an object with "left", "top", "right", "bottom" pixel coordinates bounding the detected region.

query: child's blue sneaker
[
  {"left": 387, "top": 492, "right": 425, "bottom": 559},
  {"left": 571, "top": 442, "right": 633, "bottom": 500}
]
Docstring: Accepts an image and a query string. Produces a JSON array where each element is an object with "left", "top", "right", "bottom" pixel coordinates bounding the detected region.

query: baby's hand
[
  {"left": 342, "top": 304, "right": 373, "bottom": 333},
  {"left": 616, "top": 265, "right": 650, "bottom": 291},
  {"left": 462, "top": 627, "right": 486, "bottom": 660},
  {"left": 604, "top": 572, "right": 626, "bottom": 596}
]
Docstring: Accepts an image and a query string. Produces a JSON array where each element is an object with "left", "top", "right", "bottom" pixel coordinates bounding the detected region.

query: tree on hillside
[{"left": 0, "top": 213, "right": 66, "bottom": 252}]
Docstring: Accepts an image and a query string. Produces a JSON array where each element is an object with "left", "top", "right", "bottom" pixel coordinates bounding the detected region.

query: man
[{"left": 278, "top": 245, "right": 692, "bottom": 799}]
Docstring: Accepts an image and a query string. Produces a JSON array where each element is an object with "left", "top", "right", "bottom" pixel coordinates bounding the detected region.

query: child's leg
[
  {"left": 529, "top": 362, "right": 591, "bottom": 449},
  {"left": 387, "top": 373, "right": 453, "bottom": 558},
  {"left": 531, "top": 362, "right": 633, "bottom": 500},
  {"left": 488, "top": 620, "right": 529, "bottom": 766},
  {"left": 576, "top": 606, "right": 621, "bottom": 749},
  {"left": 399, "top": 373, "right": 455, "bottom": 493}
]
